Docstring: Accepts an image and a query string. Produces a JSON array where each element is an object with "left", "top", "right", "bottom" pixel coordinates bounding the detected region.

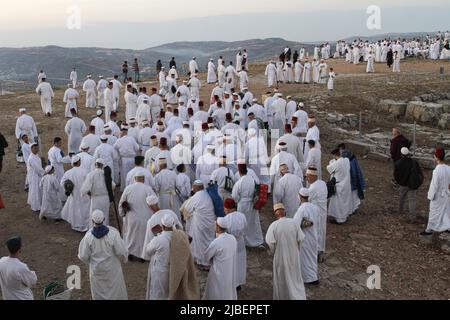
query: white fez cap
[
  {"left": 299, "top": 188, "right": 310, "bottom": 197},
  {"left": 95, "top": 158, "right": 105, "bottom": 165},
  {"left": 216, "top": 217, "right": 230, "bottom": 229},
  {"left": 71, "top": 155, "right": 81, "bottom": 165},
  {"left": 161, "top": 214, "right": 175, "bottom": 228},
  {"left": 146, "top": 195, "right": 159, "bottom": 206},
  {"left": 96, "top": 110, "right": 103, "bottom": 116},
  {"left": 92, "top": 210, "right": 105, "bottom": 224},
  {"left": 401, "top": 147, "right": 409, "bottom": 155}
]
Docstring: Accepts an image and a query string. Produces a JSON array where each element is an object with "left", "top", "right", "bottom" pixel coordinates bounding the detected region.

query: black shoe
[
  {"left": 420, "top": 231, "right": 432, "bottom": 236},
  {"left": 305, "top": 280, "right": 320, "bottom": 285}
]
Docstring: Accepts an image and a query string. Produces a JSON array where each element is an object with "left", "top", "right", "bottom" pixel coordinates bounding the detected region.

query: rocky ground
[{"left": 0, "top": 58, "right": 449, "bottom": 300}]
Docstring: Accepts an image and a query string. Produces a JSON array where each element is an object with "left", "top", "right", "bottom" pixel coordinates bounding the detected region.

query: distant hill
[{"left": 0, "top": 38, "right": 314, "bottom": 88}]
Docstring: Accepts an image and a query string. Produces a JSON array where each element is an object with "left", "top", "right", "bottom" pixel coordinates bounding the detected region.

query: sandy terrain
[{"left": 0, "top": 57, "right": 449, "bottom": 300}]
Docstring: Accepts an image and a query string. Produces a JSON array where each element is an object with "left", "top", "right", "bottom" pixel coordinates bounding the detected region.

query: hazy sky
[{"left": 1, "top": 0, "right": 449, "bottom": 48}]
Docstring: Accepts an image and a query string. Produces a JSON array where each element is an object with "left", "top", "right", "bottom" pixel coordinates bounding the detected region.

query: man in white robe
[
  {"left": 302, "top": 60, "right": 311, "bottom": 83},
  {"left": 189, "top": 57, "right": 199, "bottom": 76},
  {"left": 69, "top": 68, "right": 78, "bottom": 88},
  {"left": 327, "top": 148, "right": 352, "bottom": 224},
  {"left": 366, "top": 52, "right": 375, "bottom": 73},
  {"left": 90, "top": 110, "right": 105, "bottom": 136},
  {"left": 232, "top": 163, "right": 264, "bottom": 248},
  {"left": 27, "top": 143, "right": 44, "bottom": 212},
  {"left": 312, "top": 59, "right": 320, "bottom": 83},
  {"left": 181, "top": 181, "right": 216, "bottom": 268},
  {"left": 111, "top": 75, "right": 123, "bottom": 111},
  {"left": 124, "top": 85, "right": 138, "bottom": 123},
  {"left": 305, "top": 140, "right": 322, "bottom": 179},
  {"left": 187, "top": 74, "right": 201, "bottom": 99},
  {"left": 97, "top": 76, "right": 108, "bottom": 107},
  {"left": 276, "top": 124, "right": 304, "bottom": 165},
  {"left": 63, "top": 84, "right": 79, "bottom": 118},
  {"left": 104, "top": 82, "right": 115, "bottom": 122},
  {"left": 294, "top": 60, "right": 303, "bottom": 83},
  {"left": 225, "top": 62, "right": 238, "bottom": 88},
  {"left": 265, "top": 203, "right": 306, "bottom": 300},
  {"left": 217, "top": 61, "right": 227, "bottom": 86},
  {"left": 119, "top": 173, "right": 156, "bottom": 260},
  {"left": 303, "top": 117, "right": 321, "bottom": 160},
  {"left": 83, "top": 75, "right": 97, "bottom": 108},
  {"left": 293, "top": 188, "right": 320, "bottom": 284},
  {"left": 65, "top": 109, "right": 86, "bottom": 155},
  {"left": 15, "top": 108, "right": 38, "bottom": 143},
  {"left": 270, "top": 142, "right": 301, "bottom": 193},
  {"left": 421, "top": 148, "right": 450, "bottom": 235},
  {"left": 154, "top": 159, "right": 178, "bottom": 213},
  {"left": 60, "top": 155, "right": 91, "bottom": 232},
  {"left": 114, "top": 124, "right": 140, "bottom": 191},
  {"left": 126, "top": 156, "right": 155, "bottom": 189},
  {"left": 238, "top": 69, "right": 249, "bottom": 92},
  {"left": 0, "top": 237, "right": 37, "bottom": 300},
  {"left": 203, "top": 218, "right": 237, "bottom": 300},
  {"left": 78, "top": 142, "right": 94, "bottom": 172},
  {"left": 273, "top": 164, "right": 303, "bottom": 218},
  {"left": 196, "top": 145, "right": 218, "bottom": 187},
  {"left": 39, "top": 165, "right": 62, "bottom": 221},
  {"left": 48, "top": 137, "right": 71, "bottom": 183},
  {"left": 207, "top": 59, "right": 217, "bottom": 83},
  {"left": 35, "top": 78, "right": 54, "bottom": 116},
  {"left": 78, "top": 210, "right": 128, "bottom": 300},
  {"left": 264, "top": 61, "right": 277, "bottom": 88},
  {"left": 223, "top": 198, "right": 248, "bottom": 289}
]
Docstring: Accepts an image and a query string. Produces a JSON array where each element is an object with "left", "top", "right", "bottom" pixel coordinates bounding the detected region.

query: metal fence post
[
  {"left": 359, "top": 110, "right": 362, "bottom": 137},
  {"left": 413, "top": 121, "right": 417, "bottom": 156}
]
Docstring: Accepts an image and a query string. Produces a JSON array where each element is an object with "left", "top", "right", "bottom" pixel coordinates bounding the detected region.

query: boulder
[
  {"left": 438, "top": 113, "right": 450, "bottom": 130},
  {"left": 405, "top": 101, "right": 443, "bottom": 125},
  {"left": 436, "top": 100, "right": 450, "bottom": 113},
  {"left": 412, "top": 156, "right": 435, "bottom": 170},
  {"left": 379, "top": 99, "right": 407, "bottom": 117}
]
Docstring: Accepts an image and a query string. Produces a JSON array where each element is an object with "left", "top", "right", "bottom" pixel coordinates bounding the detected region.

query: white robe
[
  {"left": 203, "top": 233, "right": 237, "bottom": 300},
  {"left": 308, "top": 179, "right": 328, "bottom": 252},
  {"left": 183, "top": 190, "right": 216, "bottom": 266},
  {"left": 65, "top": 117, "right": 86, "bottom": 154},
  {"left": 293, "top": 203, "right": 320, "bottom": 283},
  {"left": 207, "top": 61, "right": 217, "bottom": 83},
  {"left": 15, "top": 115, "right": 38, "bottom": 142},
  {"left": 81, "top": 168, "right": 113, "bottom": 226},
  {"left": 294, "top": 61, "right": 303, "bottom": 83},
  {"left": 48, "top": 146, "right": 71, "bottom": 183},
  {"left": 39, "top": 173, "right": 62, "bottom": 220},
  {"left": 224, "top": 211, "right": 248, "bottom": 287},
  {"left": 63, "top": 88, "right": 79, "bottom": 118},
  {"left": 273, "top": 173, "right": 303, "bottom": 218},
  {"left": 35, "top": 82, "right": 54, "bottom": 114},
  {"left": 327, "top": 157, "right": 352, "bottom": 223},
  {"left": 60, "top": 167, "right": 91, "bottom": 232},
  {"left": 0, "top": 257, "right": 37, "bottom": 300},
  {"left": 70, "top": 71, "right": 78, "bottom": 88},
  {"left": 265, "top": 217, "right": 306, "bottom": 300},
  {"left": 145, "top": 231, "right": 172, "bottom": 300},
  {"left": 302, "top": 63, "right": 311, "bottom": 83},
  {"left": 97, "top": 79, "right": 108, "bottom": 107},
  {"left": 83, "top": 79, "right": 97, "bottom": 108},
  {"left": 232, "top": 175, "right": 264, "bottom": 247},
  {"left": 78, "top": 226, "right": 128, "bottom": 300},
  {"left": 304, "top": 125, "right": 321, "bottom": 160},
  {"left": 305, "top": 147, "right": 322, "bottom": 179},
  {"left": 154, "top": 169, "right": 178, "bottom": 213},
  {"left": 124, "top": 91, "right": 138, "bottom": 123},
  {"left": 426, "top": 164, "right": 450, "bottom": 232},
  {"left": 119, "top": 182, "right": 156, "bottom": 257},
  {"left": 114, "top": 136, "right": 140, "bottom": 191},
  {"left": 26, "top": 153, "right": 44, "bottom": 211},
  {"left": 104, "top": 88, "right": 115, "bottom": 122}
]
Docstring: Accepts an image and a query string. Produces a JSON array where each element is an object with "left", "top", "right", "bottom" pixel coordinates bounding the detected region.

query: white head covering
[
  {"left": 80, "top": 142, "right": 89, "bottom": 150},
  {"left": 299, "top": 188, "right": 310, "bottom": 197},
  {"left": 71, "top": 155, "right": 81, "bottom": 165},
  {"left": 146, "top": 195, "right": 159, "bottom": 206},
  {"left": 92, "top": 210, "right": 105, "bottom": 224},
  {"left": 100, "top": 134, "right": 108, "bottom": 140},
  {"left": 217, "top": 217, "right": 230, "bottom": 229},
  {"left": 95, "top": 158, "right": 105, "bottom": 165},
  {"left": 96, "top": 110, "right": 103, "bottom": 116},
  {"left": 19, "top": 108, "right": 26, "bottom": 113},
  {"left": 44, "top": 165, "right": 53, "bottom": 174},
  {"left": 401, "top": 147, "right": 409, "bottom": 155},
  {"left": 161, "top": 214, "right": 175, "bottom": 228},
  {"left": 193, "top": 180, "right": 203, "bottom": 186}
]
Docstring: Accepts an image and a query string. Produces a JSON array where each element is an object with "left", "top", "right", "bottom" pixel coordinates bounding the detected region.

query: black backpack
[
  {"left": 408, "top": 160, "right": 424, "bottom": 190},
  {"left": 327, "top": 177, "right": 337, "bottom": 198},
  {"left": 224, "top": 168, "right": 234, "bottom": 193}
]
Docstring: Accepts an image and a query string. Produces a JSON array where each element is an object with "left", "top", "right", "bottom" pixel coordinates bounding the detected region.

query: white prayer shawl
[
  {"left": 81, "top": 168, "right": 113, "bottom": 226},
  {"left": 65, "top": 117, "right": 87, "bottom": 154},
  {"left": 302, "top": 62, "right": 311, "bottom": 83},
  {"left": 203, "top": 233, "right": 238, "bottom": 300},
  {"left": 104, "top": 88, "right": 115, "bottom": 122},
  {"left": 90, "top": 117, "right": 105, "bottom": 136},
  {"left": 273, "top": 173, "right": 303, "bottom": 218},
  {"left": 48, "top": 146, "right": 71, "bottom": 183},
  {"left": 207, "top": 61, "right": 217, "bottom": 83},
  {"left": 78, "top": 227, "right": 128, "bottom": 300},
  {"left": 15, "top": 114, "right": 38, "bottom": 141},
  {"left": 265, "top": 217, "right": 306, "bottom": 300},
  {"left": 35, "top": 82, "right": 54, "bottom": 114},
  {"left": 426, "top": 164, "right": 450, "bottom": 232},
  {"left": 0, "top": 257, "right": 37, "bottom": 300},
  {"left": 154, "top": 169, "right": 178, "bottom": 213},
  {"left": 308, "top": 179, "right": 328, "bottom": 252},
  {"left": 183, "top": 190, "right": 216, "bottom": 266},
  {"left": 327, "top": 157, "right": 352, "bottom": 223},
  {"left": 293, "top": 203, "right": 320, "bottom": 283},
  {"left": 83, "top": 79, "right": 97, "bottom": 108},
  {"left": 119, "top": 182, "right": 156, "bottom": 257},
  {"left": 114, "top": 136, "right": 140, "bottom": 191},
  {"left": 60, "top": 167, "right": 91, "bottom": 232},
  {"left": 124, "top": 91, "right": 138, "bottom": 123},
  {"left": 63, "top": 88, "right": 79, "bottom": 118},
  {"left": 39, "top": 173, "right": 62, "bottom": 220},
  {"left": 27, "top": 153, "right": 44, "bottom": 211},
  {"left": 97, "top": 79, "right": 108, "bottom": 106},
  {"left": 145, "top": 231, "right": 172, "bottom": 300},
  {"left": 232, "top": 174, "right": 264, "bottom": 247},
  {"left": 142, "top": 209, "right": 183, "bottom": 260},
  {"left": 224, "top": 211, "right": 248, "bottom": 287}
]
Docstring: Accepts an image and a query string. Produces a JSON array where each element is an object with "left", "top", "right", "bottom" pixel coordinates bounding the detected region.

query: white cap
[
  {"left": 299, "top": 188, "right": 310, "bottom": 197},
  {"left": 206, "top": 144, "right": 215, "bottom": 151},
  {"left": 121, "top": 124, "right": 129, "bottom": 130},
  {"left": 183, "top": 121, "right": 189, "bottom": 126},
  {"left": 252, "top": 98, "right": 258, "bottom": 103},
  {"left": 134, "top": 171, "right": 145, "bottom": 178},
  {"left": 96, "top": 110, "right": 103, "bottom": 116},
  {"left": 217, "top": 217, "right": 230, "bottom": 229},
  {"left": 401, "top": 147, "right": 409, "bottom": 155},
  {"left": 146, "top": 195, "right": 159, "bottom": 206},
  {"left": 95, "top": 158, "right": 105, "bottom": 165},
  {"left": 276, "top": 93, "right": 283, "bottom": 97},
  {"left": 100, "top": 135, "right": 108, "bottom": 140},
  {"left": 103, "top": 124, "right": 111, "bottom": 129},
  {"left": 193, "top": 180, "right": 203, "bottom": 186},
  {"left": 44, "top": 165, "right": 53, "bottom": 174},
  {"left": 129, "top": 118, "right": 137, "bottom": 124},
  {"left": 19, "top": 108, "right": 26, "bottom": 112},
  {"left": 71, "top": 155, "right": 81, "bottom": 165},
  {"left": 92, "top": 210, "right": 105, "bottom": 224},
  {"left": 80, "top": 142, "right": 89, "bottom": 150},
  {"left": 161, "top": 214, "right": 175, "bottom": 228},
  {"left": 298, "top": 102, "right": 305, "bottom": 107}
]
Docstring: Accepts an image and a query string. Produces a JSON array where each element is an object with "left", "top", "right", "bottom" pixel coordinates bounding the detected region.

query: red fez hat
[
  {"left": 226, "top": 113, "right": 232, "bottom": 121},
  {"left": 202, "top": 123, "right": 208, "bottom": 130},
  {"left": 207, "top": 117, "right": 213, "bottom": 124},
  {"left": 224, "top": 198, "right": 236, "bottom": 209},
  {"left": 435, "top": 148, "right": 445, "bottom": 160},
  {"left": 110, "top": 111, "right": 117, "bottom": 117}
]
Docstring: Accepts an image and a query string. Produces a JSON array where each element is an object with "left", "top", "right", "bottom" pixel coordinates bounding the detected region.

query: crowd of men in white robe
[{"left": 2, "top": 44, "right": 449, "bottom": 300}]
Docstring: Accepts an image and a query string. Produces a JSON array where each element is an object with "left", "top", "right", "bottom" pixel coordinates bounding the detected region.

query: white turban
[
  {"left": 71, "top": 155, "right": 81, "bottom": 165},
  {"left": 92, "top": 210, "right": 105, "bottom": 224},
  {"left": 96, "top": 110, "right": 103, "bottom": 116},
  {"left": 146, "top": 195, "right": 159, "bottom": 206},
  {"left": 80, "top": 142, "right": 89, "bottom": 150},
  {"left": 217, "top": 217, "right": 230, "bottom": 229},
  {"left": 299, "top": 188, "right": 310, "bottom": 197},
  {"left": 401, "top": 147, "right": 409, "bottom": 155},
  {"left": 95, "top": 158, "right": 105, "bottom": 165},
  {"left": 161, "top": 214, "right": 175, "bottom": 228}
]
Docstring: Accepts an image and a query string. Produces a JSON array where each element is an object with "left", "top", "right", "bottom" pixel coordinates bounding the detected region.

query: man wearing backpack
[{"left": 394, "top": 147, "right": 424, "bottom": 223}]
